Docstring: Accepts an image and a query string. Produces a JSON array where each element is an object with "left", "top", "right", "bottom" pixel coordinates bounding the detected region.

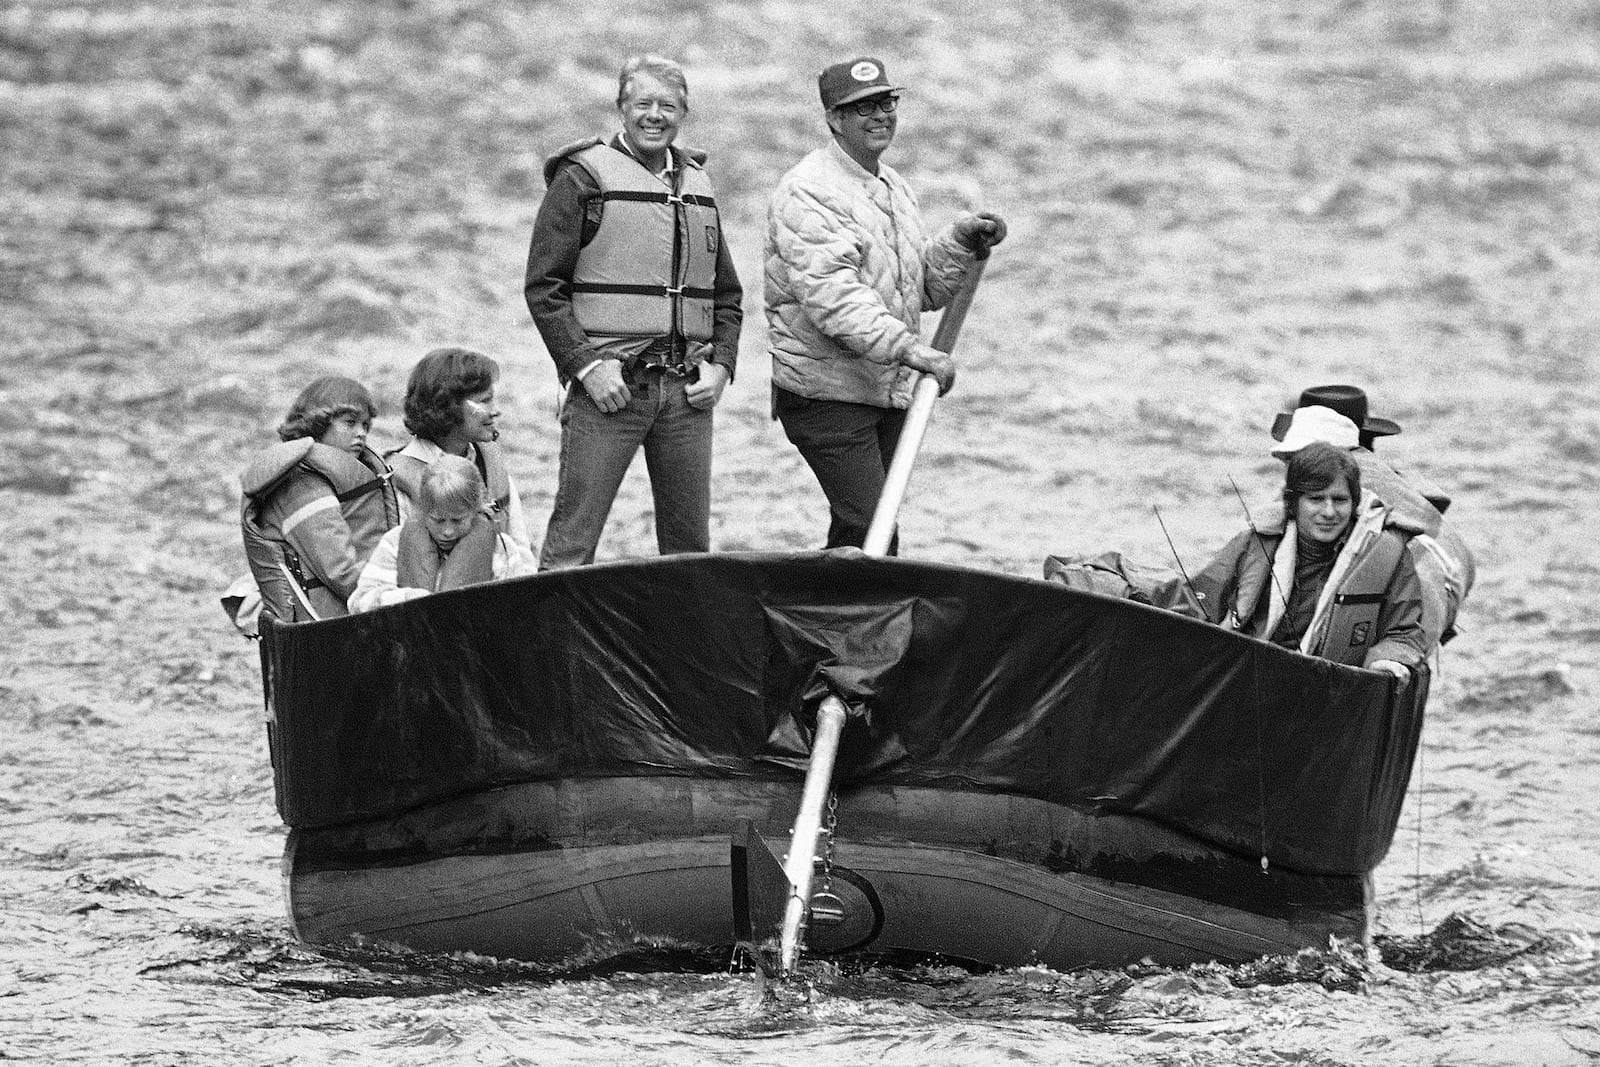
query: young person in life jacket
[
  {"left": 348, "top": 454, "right": 535, "bottom": 613},
  {"left": 235, "top": 376, "right": 401, "bottom": 627},
  {"left": 1190, "top": 442, "right": 1428, "bottom": 677},
  {"left": 1269, "top": 385, "right": 1475, "bottom": 653},
  {"left": 386, "top": 347, "right": 536, "bottom": 577}
]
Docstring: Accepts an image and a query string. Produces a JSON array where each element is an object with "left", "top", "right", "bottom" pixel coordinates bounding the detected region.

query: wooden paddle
[{"left": 774, "top": 237, "right": 994, "bottom": 975}]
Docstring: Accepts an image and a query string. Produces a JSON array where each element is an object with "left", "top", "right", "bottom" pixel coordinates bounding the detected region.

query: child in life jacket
[
  {"left": 348, "top": 454, "right": 535, "bottom": 613},
  {"left": 387, "top": 347, "right": 535, "bottom": 567},
  {"left": 238, "top": 377, "right": 400, "bottom": 624}
]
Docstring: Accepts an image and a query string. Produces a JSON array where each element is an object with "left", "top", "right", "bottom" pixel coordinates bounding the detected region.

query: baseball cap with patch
[{"left": 818, "top": 56, "right": 902, "bottom": 110}]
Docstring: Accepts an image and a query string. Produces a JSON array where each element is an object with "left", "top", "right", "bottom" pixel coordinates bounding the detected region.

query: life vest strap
[
  {"left": 598, "top": 189, "right": 716, "bottom": 208},
  {"left": 571, "top": 282, "right": 716, "bottom": 299},
  {"left": 277, "top": 560, "right": 322, "bottom": 620},
  {"left": 278, "top": 544, "right": 324, "bottom": 590},
  {"left": 333, "top": 474, "right": 389, "bottom": 504}
]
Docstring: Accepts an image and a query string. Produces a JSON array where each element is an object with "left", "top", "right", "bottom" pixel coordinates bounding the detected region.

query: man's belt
[
  {"left": 629, "top": 335, "right": 691, "bottom": 377},
  {"left": 638, "top": 362, "right": 693, "bottom": 377}
]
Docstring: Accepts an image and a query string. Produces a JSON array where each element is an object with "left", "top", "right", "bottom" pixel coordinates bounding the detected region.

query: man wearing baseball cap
[{"left": 764, "top": 56, "right": 1008, "bottom": 552}]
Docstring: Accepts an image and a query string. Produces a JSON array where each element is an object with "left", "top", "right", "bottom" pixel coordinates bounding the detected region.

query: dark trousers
[{"left": 773, "top": 386, "right": 903, "bottom": 554}]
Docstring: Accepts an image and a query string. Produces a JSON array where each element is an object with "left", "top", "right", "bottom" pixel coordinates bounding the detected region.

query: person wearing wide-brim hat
[
  {"left": 1268, "top": 384, "right": 1474, "bottom": 651},
  {"left": 1190, "top": 442, "right": 1428, "bottom": 676},
  {"left": 764, "top": 56, "right": 1008, "bottom": 552},
  {"left": 1271, "top": 384, "right": 1402, "bottom": 453}
]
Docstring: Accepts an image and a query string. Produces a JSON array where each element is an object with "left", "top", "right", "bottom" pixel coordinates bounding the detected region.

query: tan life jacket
[
  {"left": 387, "top": 439, "right": 514, "bottom": 537},
  {"left": 1312, "top": 529, "right": 1407, "bottom": 666},
  {"left": 563, "top": 141, "right": 720, "bottom": 346},
  {"left": 240, "top": 441, "right": 399, "bottom": 623}
]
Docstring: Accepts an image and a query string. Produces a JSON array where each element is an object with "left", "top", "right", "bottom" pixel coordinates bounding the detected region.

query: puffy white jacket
[{"left": 764, "top": 141, "right": 974, "bottom": 408}]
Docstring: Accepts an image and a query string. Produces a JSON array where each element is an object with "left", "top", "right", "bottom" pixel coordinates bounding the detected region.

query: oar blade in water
[{"left": 730, "top": 819, "right": 789, "bottom": 973}]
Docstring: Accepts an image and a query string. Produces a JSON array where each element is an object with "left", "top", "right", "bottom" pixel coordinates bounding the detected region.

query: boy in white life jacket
[
  {"left": 1190, "top": 442, "right": 1427, "bottom": 675},
  {"left": 349, "top": 454, "right": 534, "bottom": 613}
]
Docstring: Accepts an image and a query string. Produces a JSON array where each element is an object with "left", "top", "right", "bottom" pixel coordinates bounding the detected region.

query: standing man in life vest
[
  {"left": 765, "top": 56, "right": 1006, "bottom": 552},
  {"left": 525, "top": 54, "right": 744, "bottom": 569}
]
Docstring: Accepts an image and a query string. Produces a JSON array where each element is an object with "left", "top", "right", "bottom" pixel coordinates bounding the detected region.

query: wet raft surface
[{"left": 270, "top": 553, "right": 1420, "bottom": 967}]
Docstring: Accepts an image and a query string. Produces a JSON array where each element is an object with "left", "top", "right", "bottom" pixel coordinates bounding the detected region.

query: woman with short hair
[{"left": 388, "top": 347, "right": 535, "bottom": 569}]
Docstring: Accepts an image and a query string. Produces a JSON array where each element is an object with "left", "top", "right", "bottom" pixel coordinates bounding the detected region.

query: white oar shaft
[
  {"left": 778, "top": 694, "right": 848, "bottom": 973},
  {"left": 776, "top": 245, "right": 991, "bottom": 976},
  {"left": 862, "top": 375, "right": 941, "bottom": 556},
  {"left": 860, "top": 251, "right": 989, "bottom": 557}
]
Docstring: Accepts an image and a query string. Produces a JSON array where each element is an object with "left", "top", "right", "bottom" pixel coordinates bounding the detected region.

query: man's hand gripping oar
[
  {"left": 735, "top": 223, "right": 999, "bottom": 980},
  {"left": 862, "top": 219, "right": 997, "bottom": 555}
]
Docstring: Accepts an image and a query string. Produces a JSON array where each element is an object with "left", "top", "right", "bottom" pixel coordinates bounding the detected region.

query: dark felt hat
[
  {"left": 1271, "top": 384, "right": 1401, "bottom": 441},
  {"left": 818, "top": 57, "right": 901, "bottom": 110}
]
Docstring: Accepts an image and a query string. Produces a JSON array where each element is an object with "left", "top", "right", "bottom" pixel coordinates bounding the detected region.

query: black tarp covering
[{"left": 262, "top": 552, "right": 1428, "bottom": 876}]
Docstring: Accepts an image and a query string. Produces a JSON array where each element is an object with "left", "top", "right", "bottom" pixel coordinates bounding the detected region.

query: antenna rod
[
  {"left": 1228, "top": 475, "right": 1288, "bottom": 610},
  {"left": 1151, "top": 504, "right": 1198, "bottom": 603}
]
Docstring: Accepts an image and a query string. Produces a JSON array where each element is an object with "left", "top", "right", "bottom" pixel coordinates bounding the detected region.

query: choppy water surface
[{"left": 3, "top": 652, "right": 1598, "bottom": 1066}]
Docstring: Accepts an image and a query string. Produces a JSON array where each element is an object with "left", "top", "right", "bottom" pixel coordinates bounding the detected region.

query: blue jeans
[{"left": 539, "top": 370, "right": 713, "bottom": 569}]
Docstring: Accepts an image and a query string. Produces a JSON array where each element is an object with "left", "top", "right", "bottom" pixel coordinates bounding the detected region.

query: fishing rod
[
  {"left": 1150, "top": 504, "right": 1200, "bottom": 609},
  {"left": 1228, "top": 474, "right": 1289, "bottom": 613}
]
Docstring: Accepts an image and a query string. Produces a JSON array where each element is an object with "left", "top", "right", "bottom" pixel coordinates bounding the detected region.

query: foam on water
[{"left": 7, "top": 893, "right": 1593, "bottom": 1065}]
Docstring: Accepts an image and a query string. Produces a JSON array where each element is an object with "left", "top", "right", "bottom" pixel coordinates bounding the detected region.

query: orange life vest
[
  {"left": 240, "top": 441, "right": 399, "bottom": 623},
  {"left": 1315, "top": 529, "right": 1406, "bottom": 664}
]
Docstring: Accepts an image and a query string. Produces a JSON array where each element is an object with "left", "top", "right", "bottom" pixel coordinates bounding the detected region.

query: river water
[{"left": 4, "top": 608, "right": 1598, "bottom": 1066}]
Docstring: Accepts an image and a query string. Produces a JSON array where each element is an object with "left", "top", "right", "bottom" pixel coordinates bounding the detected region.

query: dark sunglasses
[{"left": 843, "top": 94, "right": 899, "bottom": 118}]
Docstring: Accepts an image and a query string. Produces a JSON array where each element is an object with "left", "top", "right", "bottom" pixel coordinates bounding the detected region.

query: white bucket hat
[{"left": 1270, "top": 405, "right": 1359, "bottom": 458}]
